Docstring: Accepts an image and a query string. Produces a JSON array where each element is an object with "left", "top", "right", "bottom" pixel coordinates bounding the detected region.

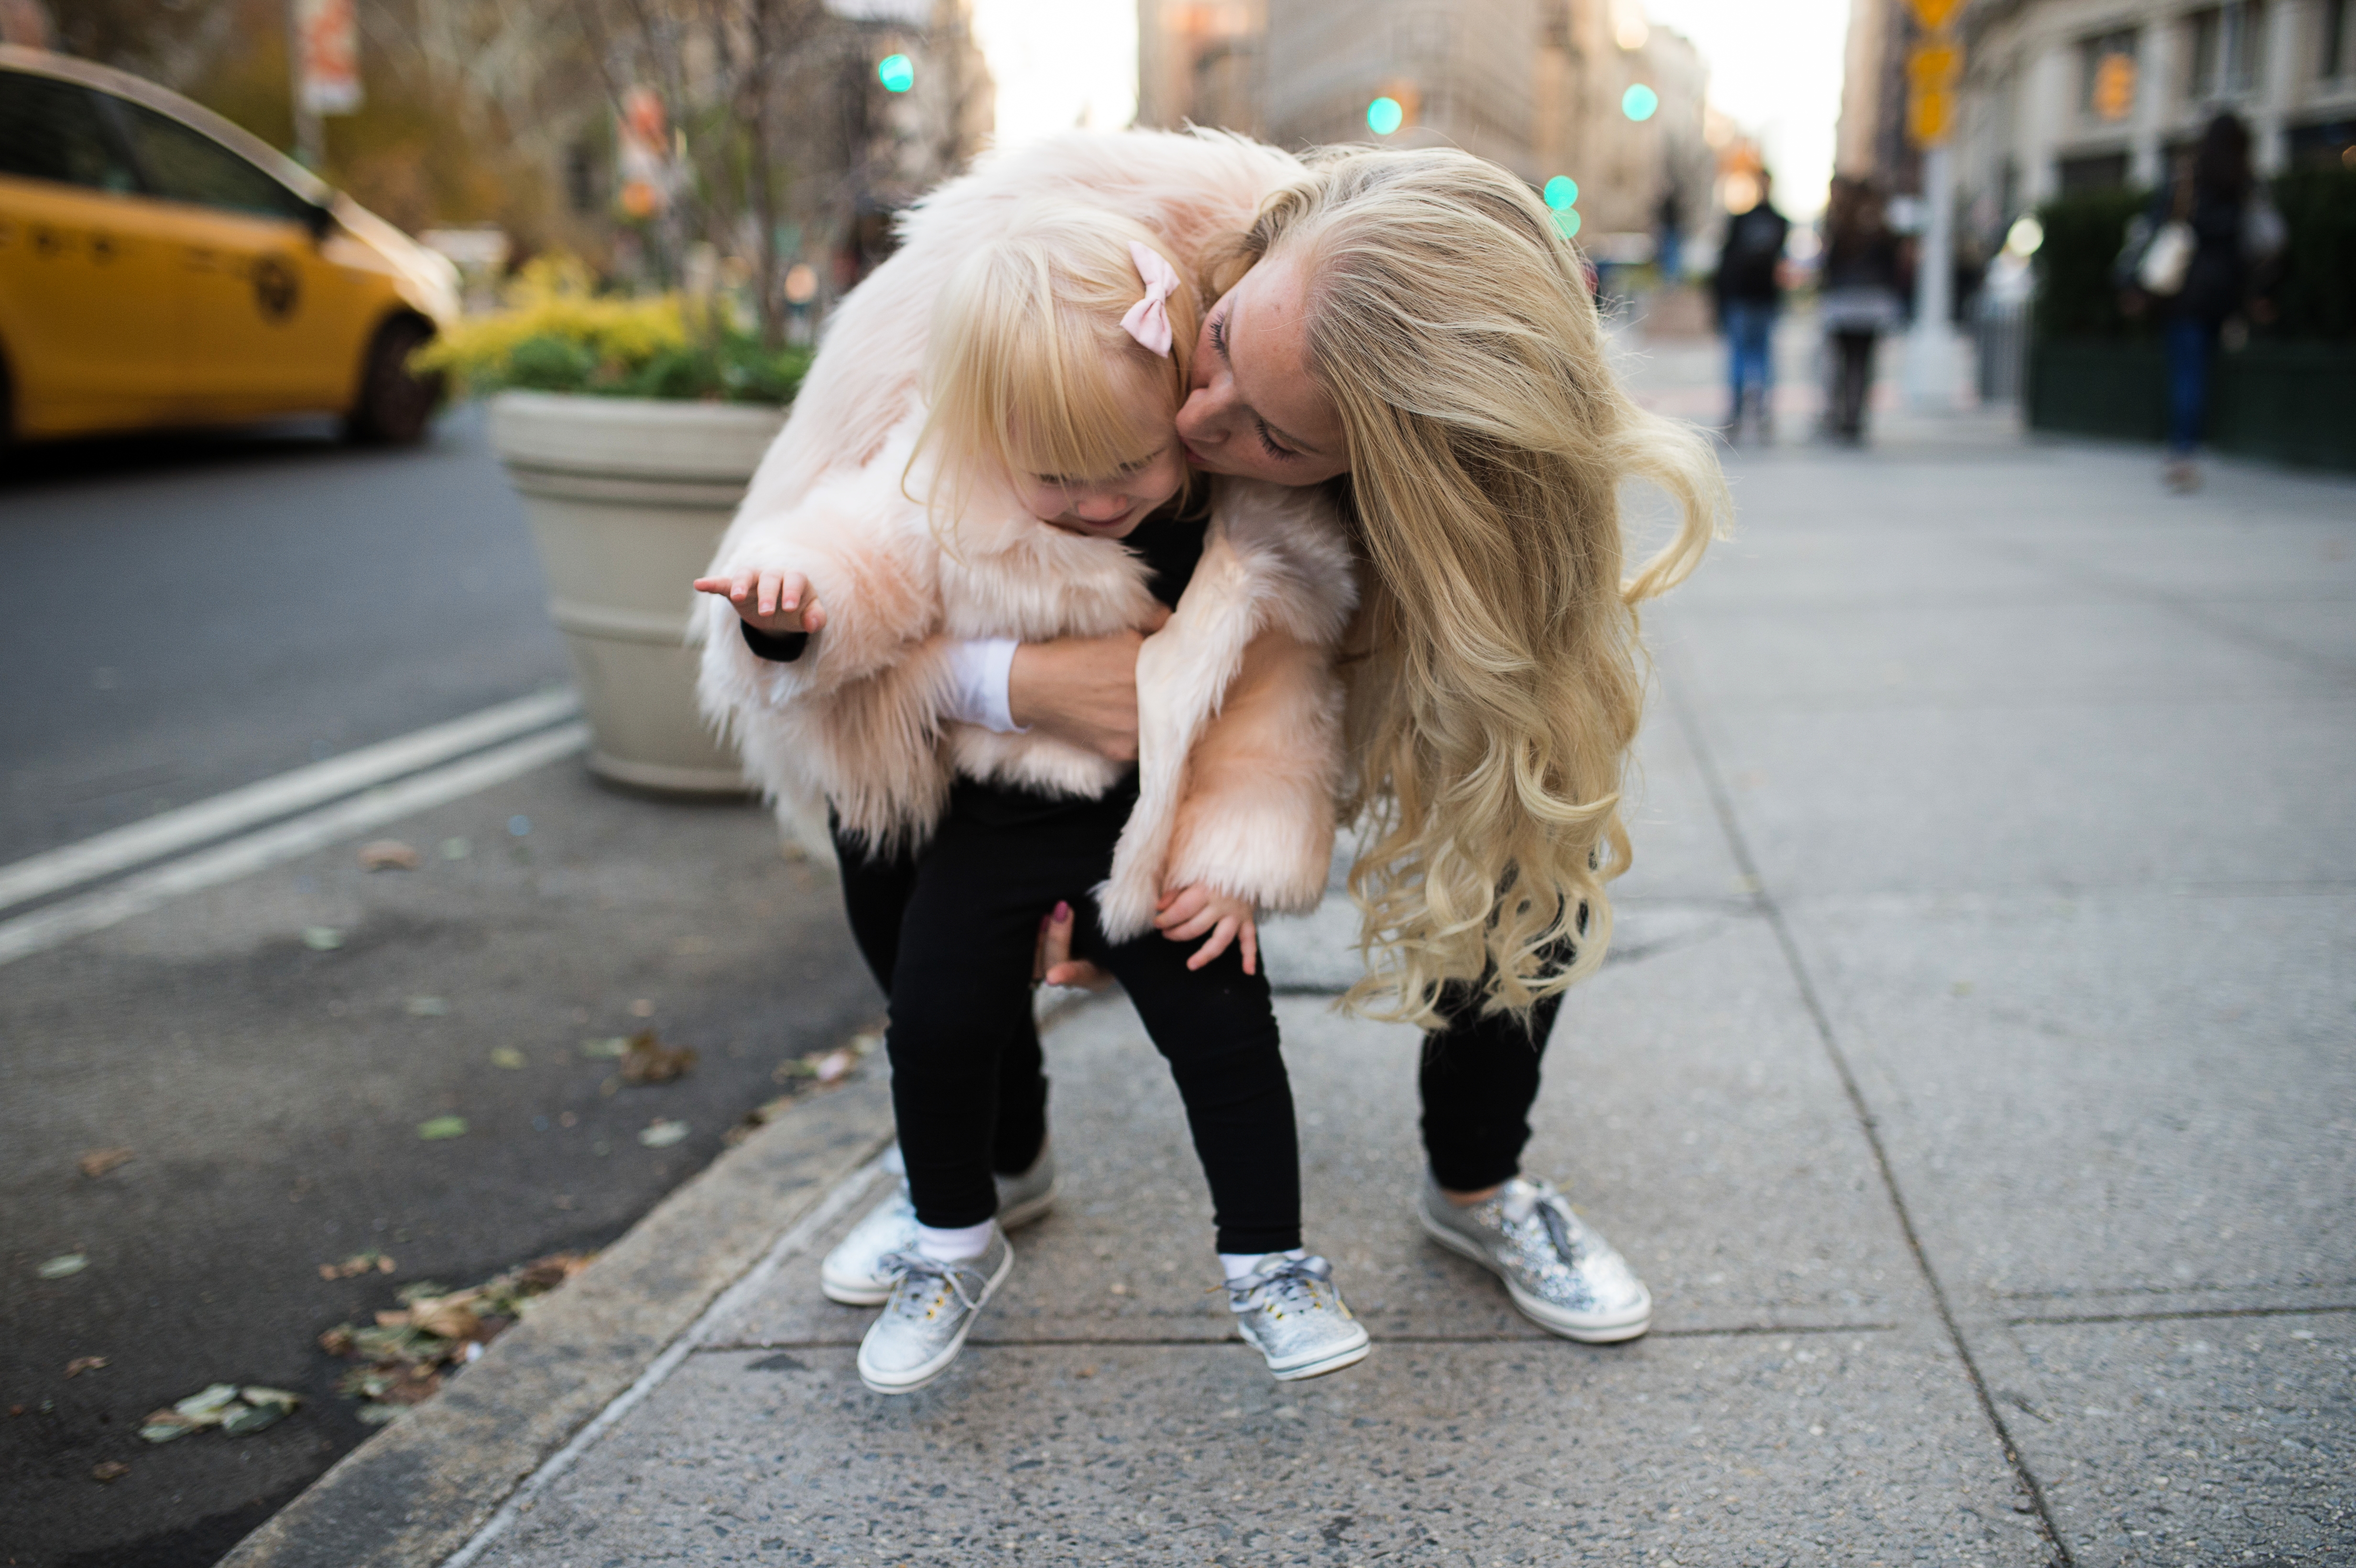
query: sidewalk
[{"left": 222, "top": 404, "right": 2354, "bottom": 1562}]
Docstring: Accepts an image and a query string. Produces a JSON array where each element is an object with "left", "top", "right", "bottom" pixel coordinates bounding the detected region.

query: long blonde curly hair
[{"left": 1217, "top": 145, "right": 1729, "bottom": 1026}]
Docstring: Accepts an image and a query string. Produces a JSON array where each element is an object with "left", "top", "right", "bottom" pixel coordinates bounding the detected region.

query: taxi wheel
[{"left": 345, "top": 317, "right": 444, "bottom": 446}]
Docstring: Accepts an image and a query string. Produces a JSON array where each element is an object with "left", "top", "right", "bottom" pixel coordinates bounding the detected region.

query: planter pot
[{"left": 488, "top": 392, "right": 785, "bottom": 794}]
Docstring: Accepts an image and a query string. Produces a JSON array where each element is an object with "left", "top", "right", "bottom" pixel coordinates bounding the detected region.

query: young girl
[{"left": 695, "top": 204, "right": 1368, "bottom": 1394}]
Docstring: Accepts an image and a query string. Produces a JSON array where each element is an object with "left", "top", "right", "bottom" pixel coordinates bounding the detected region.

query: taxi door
[
  {"left": 0, "top": 70, "right": 185, "bottom": 435},
  {"left": 101, "top": 92, "right": 376, "bottom": 422}
]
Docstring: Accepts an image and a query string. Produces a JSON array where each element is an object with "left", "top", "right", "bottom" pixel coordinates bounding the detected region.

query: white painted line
[
  {"left": 0, "top": 722, "right": 588, "bottom": 968},
  {"left": 0, "top": 687, "right": 579, "bottom": 915},
  {"left": 440, "top": 1152, "right": 894, "bottom": 1568}
]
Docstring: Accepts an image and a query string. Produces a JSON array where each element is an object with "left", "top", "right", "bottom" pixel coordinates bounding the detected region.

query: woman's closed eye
[
  {"left": 1253, "top": 420, "right": 1296, "bottom": 460},
  {"left": 1210, "top": 312, "right": 1300, "bottom": 461}
]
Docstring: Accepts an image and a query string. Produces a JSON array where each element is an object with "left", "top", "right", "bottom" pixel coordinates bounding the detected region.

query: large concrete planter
[{"left": 488, "top": 392, "right": 785, "bottom": 794}]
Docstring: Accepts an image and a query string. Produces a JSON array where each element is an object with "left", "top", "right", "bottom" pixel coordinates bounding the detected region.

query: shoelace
[
  {"left": 876, "top": 1249, "right": 989, "bottom": 1317},
  {"left": 1500, "top": 1184, "right": 1586, "bottom": 1271},
  {"left": 1222, "top": 1253, "right": 1337, "bottom": 1315}
]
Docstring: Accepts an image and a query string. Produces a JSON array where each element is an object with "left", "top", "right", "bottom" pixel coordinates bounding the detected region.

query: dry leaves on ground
[
  {"left": 317, "top": 1252, "right": 595, "bottom": 1424},
  {"left": 64, "top": 1356, "right": 108, "bottom": 1378},
  {"left": 37, "top": 1254, "right": 88, "bottom": 1279},
  {"left": 91, "top": 1460, "right": 131, "bottom": 1482},
  {"left": 359, "top": 839, "right": 422, "bottom": 871},
  {"left": 416, "top": 1116, "right": 468, "bottom": 1141},
  {"left": 317, "top": 1251, "right": 397, "bottom": 1281},
  {"left": 619, "top": 1030, "right": 697, "bottom": 1084},
  {"left": 78, "top": 1147, "right": 134, "bottom": 1179},
  {"left": 139, "top": 1383, "right": 300, "bottom": 1443},
  {"left": 731, "top": 1032, "right": 881, "bottom": 1143}
]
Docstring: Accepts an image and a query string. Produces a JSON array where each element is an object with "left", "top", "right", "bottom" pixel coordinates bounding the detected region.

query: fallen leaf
[
  {"left": 220, "top": 1402, "right": 288, "bottom": 1436},
  {"left": 64, "top": 1356, "right": 108, "bottom": 1378},
  {"left": 241, "top": 1386, "right": 301, "bottom": 1408},
  {"left": 637, "top": 1118, "right": 689, "bottom": 1148},
  {"left": 91, "top": 1460, "right": 130, "bottom": 1482},
  {"left": 78, "top": 1147, "right": 134, "bottom": 1179},
  {"left": 139, "top": 1421, "right": 192, "bottom": 1444},
  {"left": 619, "top": 1030, "right": 696, "bottom": 1085},
  {"left": 37, "top": 1254, "right": 87, "bottom": 1279},
  {"left": 174, "top": 1384, "right": 240, "bottom": 1422},
  {"left": 407, "top": 1294, "right": 483, "bottom": 1340},
  {"left": 578, "top": 1036, "right": 629, "bottom": 1059},
  {"left": 405, "top": 997, "right": 448, "bottom": 1017},
  {"left": 319, "top": 1251, "right": 395, "bottom": 1280},
  {"left": 488, "top": 1047, "right": 527, "bottom": 1070},
  {"left": 302, "top": 926, "right": 343, "bottom": 951},
  {"left": 417, "top": 1116, "right": 468, "bottom": 1141},
  {"left": 813, "top": 1049, "right": 853, "bottom": 1084},
  {"left": 359, "top": 839, "right": 422, "bottom": 871},
  {"left": 513, "top": 1252, "right": 593, "bottom": 1291},
  {"left": 355, "top": 1402, "right": 404, "bottom": 1425}
]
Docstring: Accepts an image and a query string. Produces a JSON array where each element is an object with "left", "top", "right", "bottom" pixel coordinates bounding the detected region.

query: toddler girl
[{"left": 695, "top": 205, "right": 1366, "bottom": 1394}]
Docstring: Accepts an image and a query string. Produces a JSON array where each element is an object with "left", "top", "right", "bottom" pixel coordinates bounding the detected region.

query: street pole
[
  {"left": 1903, "top": 140, "right": 1954, "bottom": 409},
  {"left": 286, "top": 0, "right": 323, "bottom": 169}
]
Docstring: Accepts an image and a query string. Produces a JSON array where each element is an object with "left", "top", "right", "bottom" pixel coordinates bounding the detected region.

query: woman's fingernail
[{"left": 1053, "top": 901, "right": 1070, "bottom": 920}]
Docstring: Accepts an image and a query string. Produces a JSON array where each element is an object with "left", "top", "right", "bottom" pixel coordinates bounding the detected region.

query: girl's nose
[{"left": 1072, "top": 492, "right": 1130, "bottom": 522}]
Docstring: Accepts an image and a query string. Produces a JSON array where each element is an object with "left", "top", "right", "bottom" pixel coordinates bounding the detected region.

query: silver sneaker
[
  {"left": 855, "top": 1228, "right": 1013, "bottom": 1395},
  {"left": 820, "top": 1142, "right": 1058, "bottom": 1305},
  {"left": 1418, "top": 1174, "right": 1652, "bottom": 1342},
  {"left": 1225, "top": 1254, "right": 1371, "bottom": 1382}
]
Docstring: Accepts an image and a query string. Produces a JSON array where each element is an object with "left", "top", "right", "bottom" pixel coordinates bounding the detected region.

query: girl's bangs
[{"left": 988, "top": 331, "right": 1172, "bottom": 484}]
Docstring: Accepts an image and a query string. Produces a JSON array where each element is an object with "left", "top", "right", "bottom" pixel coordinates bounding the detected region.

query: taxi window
[
  {"left": 0, "top": 71, "right": 140, "bottom": 192},
  {"left": 109, "top": 97, "right": 315, "bottom": 222}
]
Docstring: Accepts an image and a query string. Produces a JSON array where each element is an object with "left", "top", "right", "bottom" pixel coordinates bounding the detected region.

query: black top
[
  {"left": 740, "top": 492, "right": 1211, "bottom": 665},
  {"left": 1715, "top": 203, "right": 1790, "bottom": 305}
]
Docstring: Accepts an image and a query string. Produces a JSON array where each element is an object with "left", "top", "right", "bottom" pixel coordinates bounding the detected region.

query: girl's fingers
[
  {"left": 756, "top": 571, "right": 781, "bottom": 616},
  {"left": 802, "top": 599, "right": 826, "bottom": 632},
  {"left": 1163, "top": 905, "right": 1221, "bottom": 941},
  {"left": 1154, "top": 887, "right": 1208, "bottom": 929},
  {"left": 1188, "top": 915, "right": 1239, "bottom": 970},
  {"left": 1240, "top": 919, "right": 1258, "bottom": 976}
]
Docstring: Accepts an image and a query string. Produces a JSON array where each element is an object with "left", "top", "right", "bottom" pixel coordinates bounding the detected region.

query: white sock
[
  {"left": 914, "top": 1220, "right": 995, "bottom": 1262},
  {"left": 1220, "top": 1247, "right": 1306, "bottom": 1285}
]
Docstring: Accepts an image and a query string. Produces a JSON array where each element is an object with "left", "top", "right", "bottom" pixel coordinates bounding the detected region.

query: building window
[
  {"left": 2080, "top": 30, "right": 2139, "bottom": 121},
  {"left": 2057, "top": 150, "right": 2131, "bottom": 192},
  {"left": 2187, "top": 3, "right": 2264, "bottom": 101},
  {"left": 2325, "top": 0, "right": 2351, "bottom": 79}
]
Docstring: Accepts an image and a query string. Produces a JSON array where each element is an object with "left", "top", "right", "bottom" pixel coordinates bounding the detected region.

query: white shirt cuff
[{"left": 944, "top": 637, "right": 1026, "bottom": 733}]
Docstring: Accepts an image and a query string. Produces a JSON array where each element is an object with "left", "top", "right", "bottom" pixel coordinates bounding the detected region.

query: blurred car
[{"left": 0, "top": 45, "right": 460, "bottom": 446}]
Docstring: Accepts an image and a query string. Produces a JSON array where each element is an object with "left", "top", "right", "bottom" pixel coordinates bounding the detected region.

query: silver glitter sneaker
[
  {"left": 1225, "top": 1254, "right": 1372, "bottom": 1381},
  {"left": 1418, "top": 1174, "right": 1652, "bottom": 1342},
  {"left": 820, "top": 1142, "right": 1058, "bottom": 1305},
  {"left": 855, "top": 1228, "right": 1013, "bottom": 1395}
]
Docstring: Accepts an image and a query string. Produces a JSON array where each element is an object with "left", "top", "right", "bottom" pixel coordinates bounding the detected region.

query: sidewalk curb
[{"left": 218, "top": 1074, "right": 895, "bottom": 1568}]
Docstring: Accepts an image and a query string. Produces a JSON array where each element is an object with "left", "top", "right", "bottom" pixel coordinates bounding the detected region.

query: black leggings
[
  {"left": 1418, "top": 986, "right": 1569, "bottom": 1193},
  {"left": 837, "top": 779, "right": 1299, "bottom": 1256}
]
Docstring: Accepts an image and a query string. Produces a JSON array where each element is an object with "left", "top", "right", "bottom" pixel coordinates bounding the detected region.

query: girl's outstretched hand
[
  {"left": 1154, "top": 883, "right": 1258, "bottom": 974},
  {"left": 693, "top": 568, "right": 825, "bottom": 636}
]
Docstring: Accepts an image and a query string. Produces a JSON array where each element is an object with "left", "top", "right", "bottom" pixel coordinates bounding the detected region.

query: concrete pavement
[{"left": 218, "top": 399, "right": 2355, "bottom": 1565}]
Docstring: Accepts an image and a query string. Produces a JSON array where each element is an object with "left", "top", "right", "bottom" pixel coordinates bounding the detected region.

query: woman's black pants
[{"left": 831, "top": 780, "right": 1300, "bottom": 1256}]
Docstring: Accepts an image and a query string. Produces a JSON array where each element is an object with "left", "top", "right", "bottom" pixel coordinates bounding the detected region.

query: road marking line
[
  {"left": 0, "top": 687, "right": 579, "bottom": 916},
  {"left": 0, "top": 722, "right": 588, "bottom": 968},
  {"left": 440, "top": 1151, "right": 894, "bottom": 1568}
]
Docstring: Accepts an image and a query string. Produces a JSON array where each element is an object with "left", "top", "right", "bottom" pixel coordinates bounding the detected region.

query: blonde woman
[{"left": 703, "top": 130, "right": 1726, "bottom": 1345}]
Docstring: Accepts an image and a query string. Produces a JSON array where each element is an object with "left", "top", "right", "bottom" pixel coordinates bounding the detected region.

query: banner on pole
[{"left": 294, "top": 0, "right": 362, "bottom": 116}]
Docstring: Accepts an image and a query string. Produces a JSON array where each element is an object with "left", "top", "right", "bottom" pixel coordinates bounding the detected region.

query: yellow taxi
[{"left": 0, "top": 45, "right": 459, "bottom": 445}]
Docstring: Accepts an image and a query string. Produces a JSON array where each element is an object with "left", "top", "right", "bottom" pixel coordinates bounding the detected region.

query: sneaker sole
[
  {"left": 856, "top": 1243, "right": 1014, "bottom": 1396},
  {"left": 821, "top": 1181, "right": 1056, "bottom": 1307},
  {"left": 1418, "top": 1205, "right": 1653, "bottom": 1344},
  {"left": 1266, "top": 1328, "right": 1372, "bottom": 1382}
]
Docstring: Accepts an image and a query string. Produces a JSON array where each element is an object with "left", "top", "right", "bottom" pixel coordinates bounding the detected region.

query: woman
[
  {"left": 1816, "top": 175, "right": 1905, "bottom": 445},
  {"left": 703, "top": 129, "right": 1728, "bottom": 1343},
  {"left": 2141, "top": 113, "right": 2260, "bottom": 493}
]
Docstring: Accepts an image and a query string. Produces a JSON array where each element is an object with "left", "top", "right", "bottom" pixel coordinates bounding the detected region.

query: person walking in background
[
  {"left": 1655, "top": 184, "right": 1685, "bottom": 286},
  {"left": 1713, "top": 171, "right": 1789, "bottom": 443},
  {"left": 1817, "top": 176, "right": 1906, "bottom": 445},
  {"left": 2131, "top": 112, "right": 2277, "bottom": 493}
]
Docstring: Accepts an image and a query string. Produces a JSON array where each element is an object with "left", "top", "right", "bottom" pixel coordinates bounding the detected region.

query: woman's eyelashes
[
  {"left": 1207, "top": 312, "right": 1295, "bottom": 461},
  {"left": 1254, "top": 420, "right": 1296, "bottom": 460}
]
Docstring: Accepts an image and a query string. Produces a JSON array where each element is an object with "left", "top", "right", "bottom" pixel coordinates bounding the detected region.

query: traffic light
[
  {"left": 1622, "top": 83, "right": 1658, "bottom": 121},
  {"left": 1543, "top": 176, "right": 1578, "bottom": 210},
  {"left": 1367, "top": 96, "right": 1403, "bottom": 135},
  {"left": 877, "top": 53, "right": 914, "bottom": 93}
]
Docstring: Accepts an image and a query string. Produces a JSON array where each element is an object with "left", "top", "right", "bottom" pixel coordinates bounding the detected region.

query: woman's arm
[{"left": 1004, "top": 611, "right": 1167, "bottom": 761}]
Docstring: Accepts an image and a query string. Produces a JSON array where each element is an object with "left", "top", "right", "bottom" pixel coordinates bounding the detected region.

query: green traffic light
[
  {"left": 878, "top": 54, "right": 914, "bottom": 93},
  {"left": 1367, "top": 96, "right": 1404, "bottom": 135},
  {"left": 1553, "top": 209, "right": 1582, "bottom": 239},
  {"left": 1543, "top": 176, "right": 1578, "bottom": 211},
  {"left": 1622, "top": 83, "right": 1658, "bottom": 121}
]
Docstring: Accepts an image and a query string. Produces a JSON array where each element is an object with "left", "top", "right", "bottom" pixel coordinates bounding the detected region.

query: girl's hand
[
  {"left": 693, "top": 569, "right": 827, "bottom": 636},
  {"left": 1153, "top": 883, "right": 1258, "bottom": 974}
]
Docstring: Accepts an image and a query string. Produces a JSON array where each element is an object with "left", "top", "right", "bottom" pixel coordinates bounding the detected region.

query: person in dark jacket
[
  {"left": 1817, "top": 176, "right": 1907, "bottom": 443},
  {"left": 1713, "top": 172, "right": 1789, "bottom": 442},
  {"left": 2147, "top": 113, "right": 2254, "bottom": 491}
]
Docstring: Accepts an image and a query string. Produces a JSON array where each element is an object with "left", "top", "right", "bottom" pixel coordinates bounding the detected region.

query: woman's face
[{"left": 1175, "top": 253, "right": 1351, "bottom": 487}]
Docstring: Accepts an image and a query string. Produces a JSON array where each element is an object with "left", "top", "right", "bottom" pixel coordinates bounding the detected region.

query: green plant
[
  {"left": 2031, "top": 187, "right": 2151, "bottom": 341},
  {"left": 2266, "top": 168, "right": 2356, "bottom": 341},
  {"left": 412, "top": 255, "right": 810, "bottom": 403}
]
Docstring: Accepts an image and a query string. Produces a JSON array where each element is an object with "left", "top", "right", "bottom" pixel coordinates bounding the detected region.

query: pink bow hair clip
[{"left": 1121, "top": 241, "right": 1182, "bottom": 357}]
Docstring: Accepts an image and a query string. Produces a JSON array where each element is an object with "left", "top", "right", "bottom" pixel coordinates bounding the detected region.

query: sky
[{"left": 969, "top": 0, "right": 1853, "bottom": 215}]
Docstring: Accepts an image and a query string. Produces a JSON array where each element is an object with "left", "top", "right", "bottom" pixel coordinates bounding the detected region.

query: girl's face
[{"left": 1015, "top": 436, "right": 1188, "bottom": 541}]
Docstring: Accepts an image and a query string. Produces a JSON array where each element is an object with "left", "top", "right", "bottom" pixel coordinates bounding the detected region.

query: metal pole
[
  {"left": 287, "top": 0, "right": 324, "bottom": 169},
  {"left": 1904, "top": 141, "right": 1954, "bottom": 409}
]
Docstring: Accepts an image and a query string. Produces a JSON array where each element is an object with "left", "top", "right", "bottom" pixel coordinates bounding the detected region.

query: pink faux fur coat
[{"left": 696, "top": 131, "right": 1358, "bottom": 939}]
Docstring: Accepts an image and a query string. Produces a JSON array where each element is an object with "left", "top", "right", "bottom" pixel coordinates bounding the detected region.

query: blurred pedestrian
[
  {"left": 2128, "top": 112, "right": 2277, "bottom": 492},
  {"left": 1655, "top": 184, "right": 1685, "bottom": 284},
  {"left": 1817, "top": 176, "right": 1906, "bottom": 445},
  {"left": 1714, "top": 171, "right": 1789, "bottom": 442}
]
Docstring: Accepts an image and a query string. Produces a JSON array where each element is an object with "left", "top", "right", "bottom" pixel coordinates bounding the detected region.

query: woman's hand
[
  {"left": 1034, "top": 901, "right": 1112, "bottom": 990},
  {"left": 693, "top": 569, "right": 827, "bottom": 636},
  {"left": 1005, "top": 608, "right": 1168, "bottom": 762},
  {"left": 1154, "top": 883, "right": 1258, "bottom": 974}
]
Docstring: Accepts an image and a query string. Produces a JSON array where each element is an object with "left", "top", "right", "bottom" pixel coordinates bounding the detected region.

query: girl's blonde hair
[
  {"left": 1219, "top": 145, "right": 1730, "bottom": 1027},
  {"left": 916, "top": 203, "right": 1200, "bottom": 516}
]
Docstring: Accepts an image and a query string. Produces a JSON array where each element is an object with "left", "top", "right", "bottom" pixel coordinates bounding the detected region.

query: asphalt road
[
  {"left": 0, "top": 408, "right": 572, "bottom": 866},
  {"left": 0, "top": 414, "right": 883, "bottom": 1565}
]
